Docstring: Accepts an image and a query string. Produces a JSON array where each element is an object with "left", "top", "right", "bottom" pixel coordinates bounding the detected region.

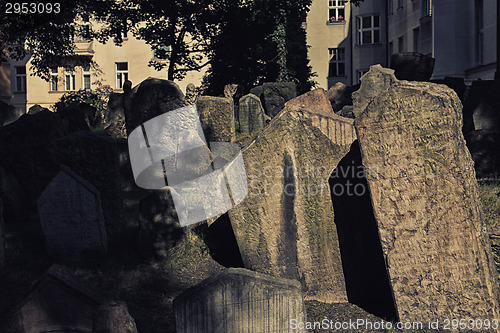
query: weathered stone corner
[{"left": 352, "top": 64, "right": 398, "bottom": 118}]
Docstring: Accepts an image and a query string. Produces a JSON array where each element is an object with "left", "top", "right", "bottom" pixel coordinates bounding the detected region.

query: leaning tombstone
[
  {"left": 354, "top": 65, "right": 500, "bottom": 324},
  {"left": 174, "top": 268, "right": 306, "bottom": 333},
  {"left": 285, "top": 88, "right": 334, "bottom": 114},
  {"left": 37, "top": 165, "right": 108, "bottom": 261},
  {"left": 229, "top": 103, "right": 357, "bottom": 303},
  {"left": 237, "top": 93, "right": 265, "bottom": 135}
]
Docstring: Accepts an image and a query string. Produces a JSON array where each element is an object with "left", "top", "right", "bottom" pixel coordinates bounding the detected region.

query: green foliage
[
  {"left": 55, "top": 85, "right": 113, "bottom": 116},
  {"left": 0, "top": 0, "right": 113, "bottom": 79},
  {"left": 202, "top": 0, "right": 315, "bottom": 95}
]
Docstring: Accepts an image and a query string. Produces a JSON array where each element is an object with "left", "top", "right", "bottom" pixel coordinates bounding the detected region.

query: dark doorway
[
  {"left": 329, "top": 140, "right": 398, "bottom": 321},
  {"left": 197, "top": 213, "right": 244, "bottom": 268}
]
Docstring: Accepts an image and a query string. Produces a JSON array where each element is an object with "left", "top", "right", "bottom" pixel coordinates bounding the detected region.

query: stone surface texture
[
  {"left": 37, "top": 166, "right": 107, "bottom": 260},
  {"left": 174, "top": 268, "right": 306, "bottom": 333},
  {"left": 285, "top": 88, "right": 334, "bottom": 115},
  {"left": 237, "top": 93, "right": 266, "bottom": 135},
  {"left": 185, "top": 83, "right": 198, "bottom": 105},
  {"left": 0, "top": 264, "right": 112, "bottom": 333},
  {"left": 250, "top": 82, "right": 297, "bottom": 118},
  {"left": 354, "top": 67, "right": 500, "bottom": 324},
  {"left": 196, "top": 96, "right": 235, "bottom": 142},
  {"left": 326, "top": 82, "right": 350, "bottom": 112},
  {"left": 55, "top": 131, "right": 125, "bottom": 239},
  {"left": 390, "top": 52, "right": 435, "bottom": 81},
  {"left": 92, "top": 300, "right": 138, "bottom": 333},
  {"left": 228, "top": 104, "right": 356, "bottom": 303},
  {"left": 124, "top": 78, "right": 187, "bottom": 135}
]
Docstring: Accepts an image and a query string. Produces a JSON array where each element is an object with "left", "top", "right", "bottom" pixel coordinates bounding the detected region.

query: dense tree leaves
[
  {"left": 1, "top": 0, "right": 316, "bottom": 90},
  {"left": 201, "top": 0, "right": 315, "bottom": 95}
]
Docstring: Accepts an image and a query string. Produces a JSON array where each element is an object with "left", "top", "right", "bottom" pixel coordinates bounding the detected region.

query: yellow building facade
[
  {"left": 306, "top": 0, "right": 352, "bottom": 89},
  {"left": 0, "top": 23, "right": 206, "bottom": 114}
]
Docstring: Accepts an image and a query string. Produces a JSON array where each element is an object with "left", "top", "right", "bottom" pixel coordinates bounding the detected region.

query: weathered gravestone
[
  {"left": 237, "top": 93, "right": 265, "bottom": 135},
  {"left": 54, "top": 131, "right": 125, "bottom": 239},
  {"left": 326, "top": 82, "right": 351, "bottom": 112},
  {"left": 0, "top": 264, "right": 115, "bottom": 332},
  {"left": 390, "top": 52, "right": 435, "bottom": 81},
  {"left": 250, "top": 82, "right": 297, "bottom": 118},
  {"left": 104, "top": 92, "right": 127, "bottom": 138},
  {"left": 228, "top": 104, "right": 357, "bottom": 303},
  {"left": 92, "top": 300, "right": 138, "bottom": 333},
  {"left": 37, "top": 166, "right": 107, "bottom": 260},
  {"left": 123, "top": 78, "right": 187, "bottom": 135},
  {"left": 354, "top": 65, "right": 500, "bottom": 324},
  {"left": 185, "top": 83, "right": 198, "bottom": 105},
  {"left": 285, "top": 88, "right": 334, "bottom": 115},
  {"left": 196, "top": 96, "right": 235, "bottom": 142},
  {"left": 174, "top": 268, "right": 306, "bottom": 333}
]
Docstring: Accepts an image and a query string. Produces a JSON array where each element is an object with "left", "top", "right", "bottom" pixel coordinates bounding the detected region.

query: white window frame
[
  {"left": 328, "top": 48, "right": 346, "bottom": 77},
  {"left": 356, "top": 16, "right": 381, "bottom": 45},
  {"left": 328, "top": 0, "right": 346, "bottom": 22},
  {"left": 50, "top": 67, "right": 58, "bottom": 92},
  {"left": 15, "top": 66, "right": 26, "bottom": 92},
  {"left": 116, "top": 62, "right": 128, "bottom": 89},
  {"left": 65, "top": 67, "right": 76, "bottom": 91},
  {"left": 82, "top": 65, "right": 91, "bottom": 90}
]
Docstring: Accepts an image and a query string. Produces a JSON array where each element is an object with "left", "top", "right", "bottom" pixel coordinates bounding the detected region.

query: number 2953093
[{"left": 5, "top": 3, "right": 61, "bottom": 14}]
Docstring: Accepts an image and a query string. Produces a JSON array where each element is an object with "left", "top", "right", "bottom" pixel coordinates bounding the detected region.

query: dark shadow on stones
[
  {"left": 196, "top": 214, "right": 244, "bottom": 268},
  {"left": 329, "top": 140, "right": 398, "bottom": 322}
]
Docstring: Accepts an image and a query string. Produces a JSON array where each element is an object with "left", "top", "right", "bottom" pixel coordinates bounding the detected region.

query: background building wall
[
  {"left": 351, "top": 0, "right": 387, "bottom": 84},
  {"left": 307, "top": 0, "right": 352, "bottom": 88}
]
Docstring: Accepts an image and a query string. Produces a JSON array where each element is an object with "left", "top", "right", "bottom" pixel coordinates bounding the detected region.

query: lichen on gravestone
[{"left": 353, "top": 65, "right": 500, "bottom": 325}]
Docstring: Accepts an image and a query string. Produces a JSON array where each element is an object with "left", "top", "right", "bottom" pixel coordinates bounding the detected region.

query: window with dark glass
[
  {"left": 356, "top": 16, "right": 380, "bottom": 45},
  {"left": 15, "top": 66, "right": 26, "bottom": 92},
  {"left": 328, "top": 48, "right": 345, "bottom": 76},
  {"left": 50, "top": 67, "right": 58, "bottom": 91},
  {"left": 328, "top": 0, "right": 346, "bottom": 22}
]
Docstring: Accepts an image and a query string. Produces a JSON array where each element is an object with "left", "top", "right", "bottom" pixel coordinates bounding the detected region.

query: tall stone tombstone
[
  {"left": 37, "top": 166, "right": 108, "bottom": 261},
  {"left": 250, "top": 82, "right": 297, "bottom": 118},
  {"left": 174, "top": 268, "right": 306, "bottom": 333},
  {"left": 123, "top": 78, "right": 187, "bottom": 135},
  {"left": 196, "top": 96, "right": 235, "bottom": 142},
  {"left": 229, "top": 104, "right": 357, "bottom": 303},
  {"left": 354, "top": 65, "right": 500, "bottom": 324},
  {"left": 237, "top": 93, "right": 265, "bottom": 135}
]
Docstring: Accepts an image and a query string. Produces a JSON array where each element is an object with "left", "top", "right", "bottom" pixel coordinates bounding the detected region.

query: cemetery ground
[{"left": 0, "top": 179, "right": 498, "bottom": 332}]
